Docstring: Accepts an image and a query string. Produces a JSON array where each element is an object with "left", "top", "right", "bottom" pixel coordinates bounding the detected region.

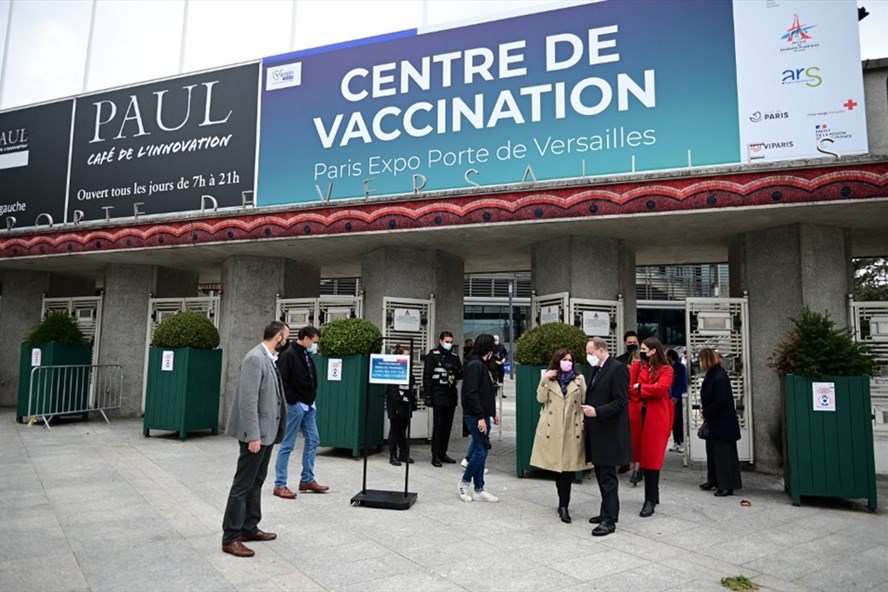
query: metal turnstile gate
[
  {"left": 531, "top": 292, "right": 569, "bottom": 326},
  {"left": 849, "top": 299, "right": 888, "bottom": 474},
  {"left": 276, "top": 296, "right": 363, "bottom": 329},
  {"left": 684, "top": 296, "right": 753, "bottom": 463},
  {"left": 383, "top": 297, "right": 435, "bottom": 440},
  {"left": 141, "top": 296, "right": 221, "bottom": 412}
]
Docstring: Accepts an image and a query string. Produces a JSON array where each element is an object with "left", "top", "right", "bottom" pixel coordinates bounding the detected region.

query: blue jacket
[{"left": 669, "top": 360, "right": 688, "bottom": 401}]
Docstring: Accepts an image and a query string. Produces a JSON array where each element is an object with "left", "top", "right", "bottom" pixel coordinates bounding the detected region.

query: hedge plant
[
  {"left": 769, "top": 307, "right": 875, "bottom": 378},
  {"left": 319, "top": 318, "right": 382, "bottom": 356},
  {"left": 25, "top": 312, "right": 85, "bottom": 347},
  {"left": 515, "top": 322, "right": 588, "bottom": 366},
  {"left": 151, "top": 312, "right": 220, "bottom": 350}
]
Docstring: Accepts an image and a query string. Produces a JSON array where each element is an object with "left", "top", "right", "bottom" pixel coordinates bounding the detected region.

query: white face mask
[{"left": 587, "top": 354, "right": 600, "bottom": 367}]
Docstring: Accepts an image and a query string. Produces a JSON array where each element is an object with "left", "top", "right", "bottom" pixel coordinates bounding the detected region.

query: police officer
[{"left": 423, "top": 331, "right": 464, "bottom": 467}]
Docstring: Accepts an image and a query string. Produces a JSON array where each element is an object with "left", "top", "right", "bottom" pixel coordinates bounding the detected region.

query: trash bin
[{"left": 784, "top": 374, "right": 877, "bottom": 511}]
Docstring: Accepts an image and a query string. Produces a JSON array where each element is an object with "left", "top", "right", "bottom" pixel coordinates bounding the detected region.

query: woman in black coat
[{"left": 698, "top": 348, "right": 742, "bottom": 496}]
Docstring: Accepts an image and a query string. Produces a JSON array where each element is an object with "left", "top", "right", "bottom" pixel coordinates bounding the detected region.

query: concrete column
[
  {"left": 98, "top": 264, "right": 199, "bottom": 416},
  {"left": 218, "top": 256, "right": 320, "bottom": 422},
  {"left": 361, "top": 247, "right": 464, "bottom": 345},
  {"left": 531, "top": 236, "right": 637, "bottom": 332},
  {"left": 729, "top": 223, "right": 851, "bottom": 474},
  {"left": 0, "top": 271, "right": 50, "bottom": 406}
]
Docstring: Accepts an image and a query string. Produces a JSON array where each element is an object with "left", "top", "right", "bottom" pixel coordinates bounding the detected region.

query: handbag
[{"left": 697, "top": 420, "right": 710, "bottom": 440}]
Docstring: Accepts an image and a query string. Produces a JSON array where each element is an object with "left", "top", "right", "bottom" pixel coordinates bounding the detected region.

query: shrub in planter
[
  {"left": 315, "top": 318, "right": 384, "bottom": 457},
  {"left": 319, "top": 318, "right": 382, "bottom": 356},
  {"left": 151, "top": 312, "right": 219, "bottom": 349},
  {"left": 771, "top": 307, "right": 877, "bottom": 510},
  {"left": 515, "top": 322, "right": 589, "bottom": 366},
  {"left": 25, "top": 311, "right": 85, "bottom": 347},
  {"left": 145, "top": 312, "right": 222, "bottom": 439}
]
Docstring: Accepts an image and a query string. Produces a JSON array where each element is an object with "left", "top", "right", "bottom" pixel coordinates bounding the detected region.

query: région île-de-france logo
[
  {"left": 780, "top": 14, "right": 819, "bottom": 53},
  {"left": 265, "top": 62, "right": 302, "bottom": 91}
]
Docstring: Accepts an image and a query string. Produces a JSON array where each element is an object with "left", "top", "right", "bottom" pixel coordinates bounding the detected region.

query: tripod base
[{"left": 350, "top": 489, "right": 417, "bottom": 510}]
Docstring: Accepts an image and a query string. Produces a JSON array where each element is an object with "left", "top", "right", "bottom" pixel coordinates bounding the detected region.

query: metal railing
[{"left": 28, "top": 364, "right": 123, "bottom": 430}]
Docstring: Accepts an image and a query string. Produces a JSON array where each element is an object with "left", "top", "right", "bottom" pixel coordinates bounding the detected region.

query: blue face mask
[
  {"left": 308, "top": 343, "right": 318, "bottom": 354},
  {"left": 441, "top": 342, "right": 453, "bottom": 351}
]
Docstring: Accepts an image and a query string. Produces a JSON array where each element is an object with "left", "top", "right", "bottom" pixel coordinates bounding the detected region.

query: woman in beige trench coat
[{"left": 530, "top": 348, "right": 587, "bottom": 523}]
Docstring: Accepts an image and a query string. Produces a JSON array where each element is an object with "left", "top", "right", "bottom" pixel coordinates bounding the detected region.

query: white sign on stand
[
  {"left": 369, "top": 354, "right": 411, "bottom": 385},
  {"left": 583, "top": 311, "right": 610, "bottom": 336},
  {"left": 31, "top": 348, "right": 42, "bottom": 367},
  {"left": 327, "top": 358, "right": 343, "bottom": 381},
  {"left": 812, "top": 382, "right": 836, "bottom": 412},
  {"left": 161, "top": 351, "right": 175, "bottom": 372},
  {"left": 393, "top": 308, "right": 421, "bottom": 332}
]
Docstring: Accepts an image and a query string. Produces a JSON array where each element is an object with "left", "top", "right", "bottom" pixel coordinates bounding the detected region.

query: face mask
[
  {"left": 308, "top": 342, "right": 318, "bottom": 354},
  {"left": 441, "top": 342, "right": 453, "bottom": 351},
  {"left": 587, "top": 354, "right": 599, "bottom": 367},
  {"left": 626, "top": 344, "right": 638, "bottom": 353},
  {"left": 559, "top": 360, "right": 573, "bottom": 373},
  {"left": 639, "top": 351, "right": 649, "bottom": 361},
  {"left": 494, "top": 339, "right": 499, "bottom": 344},
  {"left": 275, "top": 338, "right": 288, "bottom": 353}
]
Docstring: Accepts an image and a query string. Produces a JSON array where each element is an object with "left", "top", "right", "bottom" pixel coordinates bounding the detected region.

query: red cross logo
[{"left": 844, "top": 99, "right": 858, "bottom": 110}]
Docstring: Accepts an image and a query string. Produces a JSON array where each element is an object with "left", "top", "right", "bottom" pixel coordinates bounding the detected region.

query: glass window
[
  {"left": 291, "top": 0, "right": 421, "bottom": 51},
  {"left": 1, "top": 0, "right": 92, "bottom": 108},
  {"left": 183, "top": 0, "right": 292, "bottom": 72},
  {"left": 86, "top": 0, "right": 184, "bottom": 93}
]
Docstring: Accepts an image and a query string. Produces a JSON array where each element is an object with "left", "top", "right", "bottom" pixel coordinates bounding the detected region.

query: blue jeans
[
  {"left": 462, "top": 414, "right": 489, "bottom": 492},
  {"left": 274, "top": 403, "right": 319, "bottom": 487}
]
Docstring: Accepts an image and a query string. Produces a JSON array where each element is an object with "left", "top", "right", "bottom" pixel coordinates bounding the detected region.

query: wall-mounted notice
[
  {"left": 583, "top": 311, "right": 610, "bottom": 336},
  {"left": 161, "top": 351, "right": 175, "bottom": 372},
  {"left": 812, "top": 381, "right": 836, "bottom": 412},
  {"left": 393, "top": 308, "right": 421, "bottom": 332},
  {"left": 327, "top": 358, "right": 343, "bottom": 381}
]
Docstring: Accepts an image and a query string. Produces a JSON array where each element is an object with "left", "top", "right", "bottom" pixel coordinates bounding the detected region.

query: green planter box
[
  {"left": 314, "top": 355, "right": 384, "bottom": 458},
  {"left": 144, "top": 347, "right": 222, "bottom": 439},
  {"left": 784, "top": 374, "right": 877, "bottom": 511},
  {"left": 17, "top": 342, "right": 93, "bottom": 423}
]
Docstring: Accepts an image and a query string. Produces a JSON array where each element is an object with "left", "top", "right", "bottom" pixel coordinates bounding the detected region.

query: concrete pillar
[
  {"left": 0, "top": 271, "right": 50, "bottom": 407},
  {"left": 97, "top": 264, "right": 199, "bottom": 416},
  {"left": 218, "top": 256, "right": 320, "bottom": 422},
  {"left": 361, "top": 247, "right": 465, "bottom": 346},
  {"left": 531, "top": 236, "right": 637, "bottom": 332},
  {"left": 729, "top": 223, "right": 851, "bottom": 474}
]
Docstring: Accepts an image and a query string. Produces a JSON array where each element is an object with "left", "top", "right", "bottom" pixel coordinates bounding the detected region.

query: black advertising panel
[
  {"left": 0, "top": 100, "right": 73, "bottom": 230},
  {"left": 68, "top": 63, "right": 259, "bottom": 222}
]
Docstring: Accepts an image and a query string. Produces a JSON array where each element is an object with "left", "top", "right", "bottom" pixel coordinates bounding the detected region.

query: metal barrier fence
[{"left": 28, "top": 364, "right": 124, "bottom": 431}]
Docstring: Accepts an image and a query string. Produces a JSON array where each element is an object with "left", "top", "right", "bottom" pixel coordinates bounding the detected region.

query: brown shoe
[
  {"left": 240, "top": 529, "right": 277, "bottom": 542},
  {"left": 298, "top": 480, "right": 329, "bottom": 493},
  {"left": 273, "top": 486, "right": 297, "bottom": 499},
  {"left": 222, "top": 540, "right": 255, "bottom": 557}
]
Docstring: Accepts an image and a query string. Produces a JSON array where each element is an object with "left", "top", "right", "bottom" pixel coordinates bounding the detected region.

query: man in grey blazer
[{"left": 221, "top": 321, "right": 289, "bottom": 558}]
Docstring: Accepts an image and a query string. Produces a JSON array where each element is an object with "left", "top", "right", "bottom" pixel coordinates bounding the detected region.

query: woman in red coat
[{"left": 628, "top": 337, "right": 674, "bottom": 518}]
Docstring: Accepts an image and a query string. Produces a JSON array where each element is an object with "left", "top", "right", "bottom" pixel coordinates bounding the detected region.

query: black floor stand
[{"left": 351, "top": 345, "right": 417, "bottom": 510}]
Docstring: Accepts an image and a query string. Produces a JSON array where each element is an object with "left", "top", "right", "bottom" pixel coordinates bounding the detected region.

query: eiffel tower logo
[{"left": 782, "top": 13, "right": 815, "bottom": 43}]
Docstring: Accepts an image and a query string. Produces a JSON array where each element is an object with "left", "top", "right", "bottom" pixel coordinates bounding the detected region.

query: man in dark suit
[
  {"left": 222, "top": 320, "right": 289, "bottom": 557},
  {"left": 582, "top": 336, "right": 631, "bottom": 537}
]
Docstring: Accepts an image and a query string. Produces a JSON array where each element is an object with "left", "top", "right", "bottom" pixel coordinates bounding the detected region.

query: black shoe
[
  {"left": 629, "top": 468, "right": 644, "bottom": 486},
  {"left": 699, "top": 481, "right": 715, "bottom": 491},
  {"left": 399, "top": 457, "right": 414, "bottom": 464},
  {"left": 639, "top": 500, "right": 655, "bottom": 518},
  {"left": 431, "top": 459, "right": 442, "bottom": 468},
  {"left": 714, "top": 489, "right": 734, "bottom": 497},
  {"left": 389, "top": 457, "right": 401, "bottom": 466},
  {"left": 617, "top": 464, "right": 630, "bottom": 474},
  {"left": 557, "top": 507, "right": 572, "bottom": 524},
  {"left": 589, "top": 515, "right": 619, "bottom": 524},
  {"left": 592, "top": 523, "right": 616, "bottom": 537},
  {"left": 441, "top": 455, "right": 457, "bottom": 464}
]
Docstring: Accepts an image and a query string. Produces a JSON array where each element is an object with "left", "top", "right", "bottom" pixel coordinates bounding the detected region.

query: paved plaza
[{"left": 2, "top": 380, "right": 887, "bottom": 592}]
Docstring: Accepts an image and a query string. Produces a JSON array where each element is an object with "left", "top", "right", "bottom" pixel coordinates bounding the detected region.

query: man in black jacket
[
  {"left": 273, "top": 325, "right": 329, "bottom": 498},
  {"left": 422, "top": 331, "right": 463, "bottom": 467},
  {"left": 583, "top": 337, "right": 631, "bottom": 537},
  {"left": 614, "top": 330, "right": 639, "bottom": 365},
  {"left": 458, "top": 333, "right": 500, "bottom": 502}
]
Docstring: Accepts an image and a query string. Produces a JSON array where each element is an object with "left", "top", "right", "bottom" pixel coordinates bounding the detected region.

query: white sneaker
[
  {"left": 458, "top": 480, "right": 473, "bottom": 502},
  {"left": 461, "top": 458, "right": 489, "bottom": 474},
  {"left": 472, "top": 490, "right": 499, "bottom": 503}
]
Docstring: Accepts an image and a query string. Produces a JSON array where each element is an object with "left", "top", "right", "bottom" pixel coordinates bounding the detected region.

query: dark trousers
[
  {"left": 672, "top": 398, "right": 684, "bottom": 445},
  {"left": 555, "top": 472, "right": 574, "bottom": 508},
  {"left": 388, "top": 417, "right": 409, "bottom": 459},
  {"left": 222, "top": 441, "right": 274, "bottom": 545},
  {"left": 432, "top": 405, "right": 456, "bottom": 460},
  {"left": 643, "top": 468, "right": 660, "bottom": 504},
  {"left": 706, "top": 440, "right": 743, "bottom": 491},
  {"left": 594, "top": 465, "right": 620, "bottom": 525}
]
